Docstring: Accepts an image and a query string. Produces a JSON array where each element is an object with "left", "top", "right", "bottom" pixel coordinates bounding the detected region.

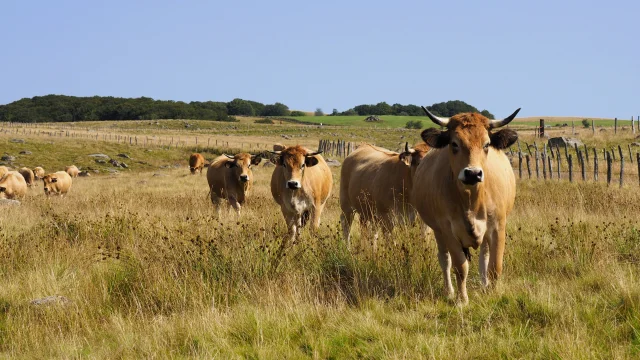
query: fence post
[
  {"left": 542, "top": 150, "right": 547, "bottom": 180},
  {"left": 592, "top": 119, "right": 595, "bottom": 134},
  {"left": 579, "top": 151, "right": 586, "bottom": 181},
  {"left": 614, "top": 117, "right": 617, "bottom": 134},
  {"left": 535, "top": 147, "right": 540, "bottom": 179},
  {"left": 556, "top": 151, "right": 561, "bottom": 179},
  {"left": 564, "top": 143, "right": 568, "bottom": 159},
  {"left": 628, "top": 144, "right": 633, "bottom": 164},
  {"left": 606, "top": 151, "right": 612, "bottom": 186},
  {"left": 518, "top": 152, "right": 523, "bottom": 179},
  {"left": 548, "top": 155, "right": 553, "bottom": 180},
  {"left": 526, "top": 154, "right": 531, "bottom": 179},
  {"left": 612, "top": 148, "right": 616, "bottom": 162},
  {"left": 632, "top": 116, "right": 635, "bottom": 135},
  {"left": 572, "top": 121, "right": 575, "bottom": 135},
  {"left": 584, "top": 144, "right": 589, "bottom": 162},
  {"left": 637, "top": 153, "right": 640, "bottom": 186},
  {"left": 593, "top": 148, "right": 598, "bottom": 182},
  {"left": 619, "top": 145, "right": 624, "bottom": 188},
  {"left": 568, "top": 154, "right": 573, "bottom": 182}
]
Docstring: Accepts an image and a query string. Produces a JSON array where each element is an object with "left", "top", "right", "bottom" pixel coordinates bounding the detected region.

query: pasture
[{"left": 1, "top": 122, "right": 640, "bottom": 358}]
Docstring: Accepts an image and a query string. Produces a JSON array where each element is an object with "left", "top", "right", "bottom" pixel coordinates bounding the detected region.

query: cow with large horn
[
  {"left": 412, "top": 106, "right": 520, "bottom": 305},
  {"left": 270, "top": 145, "right": 332, "bottom": 242},
  {"left": 207, "top": 153, "right": 262, "bottom": 217}
]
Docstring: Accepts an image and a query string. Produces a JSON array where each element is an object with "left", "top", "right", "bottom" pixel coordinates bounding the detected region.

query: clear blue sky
[{"left": 1, "top": 0, "right": 638, "bottom": 118}]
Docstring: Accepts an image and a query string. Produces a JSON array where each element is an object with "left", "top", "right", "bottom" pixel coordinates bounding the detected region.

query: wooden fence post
[
  {"left": 568, "top": 154, "right": 573, "bottom": 182},
  {"left": 606, "top": 151, "right": 612, "bottom": 186},
  {"left": 614, "top": 117, "right": 618, "bottom": 134},
  {"left": 535, "top": 147, "right": 540, "bottom": 179},
  {"left": 556, "top": 151, "right": 561, "bottom": 179},
  {"left": 593, "top": 148, "right": 598, "bottom": 182},
  {"left": 619, "top": 145, "right": 624, "bottom": 188},
  {"left": 592, "top": 119, "right": 595, "bottom": 134},
  {"left": 548, "top": 155, "right": 553, "bottom": 180},
  {"left": 518, "top": 152, "right": 523, "bottom": 179},
  {"left": 584, "top": 144, "right": 589, "bottom": 162},
  {"left": 628, "top": 144, "right": 633, "bottom": 164},
  {"left": 542, "top": 151, "right": 547, "bottom": 180},
  {"left": 579, "top": 151, "right": 586, "bottom": 181},
  {"left": 637, "top": 153, "right": 640, "bottom": 186},
  {"left": 526, "top": 154, "right": 531, "bottom": 179}
]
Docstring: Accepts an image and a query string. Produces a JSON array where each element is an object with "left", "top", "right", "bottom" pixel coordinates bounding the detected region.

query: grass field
[{"left": 1, "top": 130, "right": 640, "bottom": 358}]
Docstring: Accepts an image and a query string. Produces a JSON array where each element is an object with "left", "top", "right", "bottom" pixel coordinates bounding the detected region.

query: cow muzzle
[
  {"left": 459, "top": 167, "right": 484, "bottom": 185},
  {"left": 286, "top": 180, "right": 301, "bottom": 190},
  {"left": 240, "top": 175, "right": 249, "bottom": 183}
]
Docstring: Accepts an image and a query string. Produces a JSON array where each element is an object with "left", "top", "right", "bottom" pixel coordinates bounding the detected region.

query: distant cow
[
  {"left": 18, "top": 167, "right": 36, "bottom": 187},
  {"left": 65, "top": 165, "right": 79, "bottom": 178},
  {"left": 42, "top": 171, "right": 73, "bottom": 197},
  {"left": 33, "top": 166, "right": 45, "bottom": 180},
  {"left": 340, "top": 142, "right": 430, "bottom": 248},
  {"left": 0, "top": 171, "right": 27, "bottom": 199},
  {"left": 412, "top": 106, "right": 520, "bottom": 305},
  {"left": 207, "top": 153, "right": 262, "bottom": 216},
  {"left": 189, "top": 153, "right": 206, "bottom": 175},
  {"left": 0, "top": 166, "right": 9, "bottom": 178},
  {"left": 270, "top": 145, "right": 332, "bottom": 242}
]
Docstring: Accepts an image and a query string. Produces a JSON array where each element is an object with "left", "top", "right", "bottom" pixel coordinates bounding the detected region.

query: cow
[
  {"left": 189, "top": 153, "right": 206, "bottom": 175},
  {"left": 18, "top": 167, "right": 36, "bottom": 187},
  {"left": 33, "top": 166, "right": 45, "bottom": 180},
  {"left": 0, "top": 171, "right": 27, "bottom": 199},
  {"left": 270, "top": 145, "right": 333, "bottom": 242},
  {"left": 42, "top": 171, "right": 73, "bottom": 197},
  {"left": 0, "top": 166, "right": 9, "bottom": 178},
  {"left": 65, "top": 165, "right": 79, "bottom": 178},
  {"left": 207, "top": 153, "right": 262, "bottom": 216},
  {"left": 412, "top": 106, "right": 520, "bottom": 305},
  {"left": 340, "top": 142, "right": 430, "bottom": 249}
]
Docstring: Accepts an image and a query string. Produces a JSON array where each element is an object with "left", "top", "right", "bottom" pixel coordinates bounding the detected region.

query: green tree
[
  {"left": 314, "top": 108, "right": 324, "bottom": 116},
  {"left": 227, "top": 98, "right": 254, "bottom": 116},
  {"left": 263, "top": 102, "right": 290, "bottom": 116}
]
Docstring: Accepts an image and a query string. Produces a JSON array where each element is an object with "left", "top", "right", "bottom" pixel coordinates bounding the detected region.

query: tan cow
[
  {"left": 0, "top": 171, "right": 27, "bottom": 199},
  {"left": 65, "top": 165, "right": 79, "bottom": 178},
  {"left": 18, "top": 167, "right": 36, "bottom": 187},
  {"left": 207, "top": 153, "right": 262, "bottom": 216},
  {"left": 0, "top": 166, "right": 9, "bottom": 178},
  {"left": 42, "top": 171, "right": 73, "bottom": 197},
  {"left": 189, "top": 153, "right": 206, "bottom": 175},
  {"left": 33, "top": 166, "right": 45, "bottom": 180},
  {"left": 340, "top": 142, "right": 430, "bottom": 248},
  {"left": 412, "top": 107, "right": 520, "bottom": 305},
  {"left": 270, "top": 145, "right": 332, "bottom": 242}
]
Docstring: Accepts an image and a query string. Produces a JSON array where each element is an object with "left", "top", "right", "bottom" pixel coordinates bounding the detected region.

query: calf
[{"left": 207, "top": 153, "right": 262, "bottom": 216}]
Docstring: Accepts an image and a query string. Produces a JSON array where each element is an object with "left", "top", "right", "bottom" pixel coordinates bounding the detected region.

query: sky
[{"left": 0, "top": 0, "right": 638, "bottom": 118}]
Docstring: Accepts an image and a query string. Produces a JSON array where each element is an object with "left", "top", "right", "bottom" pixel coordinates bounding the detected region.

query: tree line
[{"left": 0, "top": 95, "right": 494, "bottom": 123}]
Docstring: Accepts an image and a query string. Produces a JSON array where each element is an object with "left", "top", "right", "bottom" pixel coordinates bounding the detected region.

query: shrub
[
  {"left": 582, "top": 119, "right": 590, "bottom": 128},
  {"left": 405, "top": 120, "right": 423, "bottom": 129},
  {"left": 290, "top": 111, "right": 306, "bottom": 117},
  {"left": 255, "top": 118, "right": 274, "bottom": 124}
]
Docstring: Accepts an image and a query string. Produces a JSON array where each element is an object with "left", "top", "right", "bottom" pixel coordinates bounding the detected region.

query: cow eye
[
  {"left": 483, "top": 143, "right": 490, "bottom": 151},
  {"left": 451, "top": 142, "right": 459, "bottom": 154}
]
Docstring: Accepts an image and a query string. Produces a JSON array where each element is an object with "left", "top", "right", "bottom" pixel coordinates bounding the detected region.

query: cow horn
[
  {"left": 421, "top": 106, "right": 449, "bottom": 126},
  {"left": 489, "top": 108, "right": 521, "bottom": 129},
  {"left": 268, "top": 151, "right": 281, "bottom": 155},
  {"left": 306, "top": 150, "right": 323, "bottom": 156},
  {"left": 223, "top": 154, "right": 234, "bottom": 159},
  {"left": 404, "top": 142, "right": 409, "bottom": 153}
]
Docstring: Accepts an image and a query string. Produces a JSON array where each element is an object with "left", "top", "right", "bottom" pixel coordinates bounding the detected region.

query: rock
[
  {"left": 281, "top": 134, "right": 292, "bottom": 140},
  {"left": 263, "top": 161, "right": 275, "bottom": 167},
  {"left": 325, "top": 159, "right": 341, "bottom": 167},
  {"left": 136, "top": 161, "right": 150, "bottom": 165},
  {"left": 106, "top": 169, "right": 119, "bottom": 174},
  {"left": 364, "top": 115, "right": 382, "bottom": 122},
  {"left": 92, "top": 169, "right": 100, "bottom": 174},
  {"left": 1, "top": 155, "right": 16, "bottom": 162},
  {"left": 631, "top": 142, "right": 640, "bottom": 147},
  {"left": 153, "top": 173, "right": 168, "bottom": 177},
  {"left": 78, "top": 171, "right": 92, "bottom": 177},
  {"left": 109, "top": 159, "right": 120, "bottom": 167},
  {"left": 19, "top": 150, "right": 32, "bottom": 155},
  {"left": 120, "top": 162, "right": 128, "bottom": 168},
  {"left": 29, "top": 295, "right": 71, "bottom": 307},
  {"left": 117, "top": 153, "right": 131, "bottom": 159},
  {"left": 0, "top": 199, "right": 20, "bottom": 206},
  {"left": 9, "top": 139, "right": 25, "bottom": 143},
  {"left": 88, "top": 153, "right": 110, "bottom": 159},
  {"left": 95, "top": 159, "right": 106, "bottom": 164},
  {"left": 548, "top": 137, "right": 583, "bottom": 148}
]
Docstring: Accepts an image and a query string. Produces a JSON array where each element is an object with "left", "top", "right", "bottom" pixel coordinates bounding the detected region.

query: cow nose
[
  {"left": 461, "top": 168, "right": 484, "bottom": 185},
  {"left": 287, "top": 180, "right": 301, "bottom": 189},
  {"left": 240, "top": 175, "right": 249, "bottom": 182}
]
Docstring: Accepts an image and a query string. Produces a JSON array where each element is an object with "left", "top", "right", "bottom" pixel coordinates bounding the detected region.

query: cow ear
[
  {"left": 305, "top": 155, "right": 319, "bottom": 167},
  {"left": 490, "top": 129, "right": 518, "bottom": 149},
  {"left": 421, "top": 128, "right": 450, "bottom": 148},
  {"left": 251, "top": 155, "right": 262, "bottom": 166},
  {"left": 399, "top": 152, "right": 412, "bottom": 166},
  {"left": 225, "top": 161, "right": 235, "bottom": 168}
]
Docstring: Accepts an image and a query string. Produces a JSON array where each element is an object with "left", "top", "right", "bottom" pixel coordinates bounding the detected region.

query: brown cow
[
  {"left": 33, "top": 166, "right": 45, "bottom": 180},
  {"left": 42, "top": 171, "right": 73, "bottom": 197},
  {"left": 0, "top": 171, "right": 27, "bottom": 199},
  {"left": 412, "top": 107, "right": 520, "bottom": 305},
  {"left": 207, "top": 153, "right": 262, "bottom": 216},
  {"left": 189, "top": 153, "right": 206, "bottom": 175},
  {"left": 18, "top": 167, "right": 36, "bottom": 187},
  {"left": 340, "top": 142, "right": 430, "bottom": 249},
  {"left": 270, "top": 146, "right": 332, "bottom": 242},
  {"left": 65, "top": 165, "right": 79, "bottom": 178},
  {"left": 0, "top": 166, "right": 9, "bottom": 178}
]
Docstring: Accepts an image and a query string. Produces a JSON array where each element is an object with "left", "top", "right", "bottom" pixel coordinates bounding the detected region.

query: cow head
[
  {"left": 42, "top": 174, "right": 58, "bottom": 195},
  {"left": 271, "top": 145, "right": 322, "bottom": 190},
  {"left": 223, "top": 153, "right": 262, "bottom": 183},
  {"left": 420, "top": 107, "right": 519, "bottom": 187}
]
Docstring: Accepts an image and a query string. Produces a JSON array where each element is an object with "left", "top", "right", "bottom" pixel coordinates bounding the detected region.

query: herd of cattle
[
  {"left": 0, "top": 164, "right": 78, "bottom": 199},
  {"left": 189, "top": 108, "right": 521, "bottom": 304}
]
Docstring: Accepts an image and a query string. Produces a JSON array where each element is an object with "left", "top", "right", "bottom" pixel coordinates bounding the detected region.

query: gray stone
[
  {"left": 325, "top": 159, "right": 341, "bottom": 167},
  {"left": 9, "top": 139, "right": 25, "bottom": 143},
  {"left": 19, "top": 150, "right": 32, "bottom": 155},
  {"left": 120, "top": 162, "right": 128, "bottom": 168},
  {"left": 106, "top": 169, "right": 120, "bottom": 174},
  {"left": 109, "top": 159, "right": 120, "bottom": 167},
  {"left": 630, "top": 142, "right": 640, "bottom": 147},
  {"left": 117, "top": 153, "right": 131, "bottom": 159},
  {"left": 1, "top": 155, "right": 16, "bottom": 162},
  {"left": 88, "top": 153, "right": 110, "bottom": 159},
  {"left": 548, "top": 137, "right": 583, "bottom": 148},
  {"left": 78, "top": 171, "right": 92, "bottom": 177},
  {"left": 29, "top": 295, "right": 71, "bottom": 307},
  {"left": 95, "top": 159, "right": 106, "bottom": 164},
  {"left": 0, "top": 199, "right": 20, "bottom": 206}
]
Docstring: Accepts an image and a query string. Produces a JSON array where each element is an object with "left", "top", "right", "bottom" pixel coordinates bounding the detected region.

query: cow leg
[
  {"left": 340, "top": 210, "right": 354, "bottom": 248},
  {"left": 311, "top": 203, "right": 324, "bottom": 231},
  {"left": 488, "top": 221, "right": 506, "bottom": 286},
  {"left": 451, "top": 247, "right": 470, "bottom": 305},
  {"left": 434, "top": 233, "right": 454, "bottom": 300},
  {"left": 479, "top": 238, "right": 490, "bottom": 288},
  {"left": 210, "top": 191, "right": 222, "bottom": 218},
  {"left": 228, "top": 195, "right": 241, "bottom": 217}
]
